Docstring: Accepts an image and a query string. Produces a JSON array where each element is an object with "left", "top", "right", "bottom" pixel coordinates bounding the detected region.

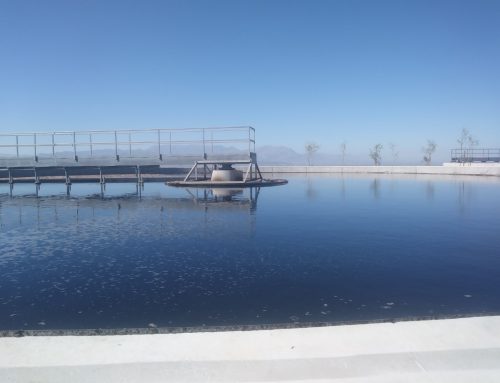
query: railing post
[
  {"left": 16, "top": 135, "right": 19, "bottom": 158},
  {"left": 33, "top": 133, "right": 37, "bottom": 162},
  {"left": 169, "top": 131, "right": 172, "bottom": 154},
  {"left": 129, "top": 132, "right": 132, "bottom": 157},
  {"left": 202, "top": 128, "right": 206, "bottom": 157},
  {"left": 73, "top": 131, "right": 77, "bottom": 161},
  {"left": 89, "top": 134, "right": 93, "bottom": 157},
  {"left": 52, "top": 133, "right": 55, "bottom": 157},
  {"left": 253, "top": 127, "right": 256, "bottom": 152},
  {"left": 157, "top": 129, "right": 161, "bottom": 159},
  {"left": 114, "top": 131, "right": 119, "bottom": 161}
]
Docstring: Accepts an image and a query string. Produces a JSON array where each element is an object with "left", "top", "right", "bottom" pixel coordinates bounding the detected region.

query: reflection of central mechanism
[
  {"left": 184, "top": 187, "right": 260, "bottom": 212},
  {"left": 211, "top": 188, "right": 243, "bottom": 198}
]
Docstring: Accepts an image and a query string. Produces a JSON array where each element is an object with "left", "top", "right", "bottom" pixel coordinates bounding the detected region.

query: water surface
[{"left": 1, "top": 174, "right": 500, "bottom": 331}]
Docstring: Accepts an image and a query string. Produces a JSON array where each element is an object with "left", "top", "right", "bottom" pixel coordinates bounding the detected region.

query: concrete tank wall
[{"left": 259, "top": 165, "right": 500, "bottom": 177}]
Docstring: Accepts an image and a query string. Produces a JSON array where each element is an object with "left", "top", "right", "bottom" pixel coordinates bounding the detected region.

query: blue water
[{"left": 1, "top": 174, "right": 500, "bottom": 331}]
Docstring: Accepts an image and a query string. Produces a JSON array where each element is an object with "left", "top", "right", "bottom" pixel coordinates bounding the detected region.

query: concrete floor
[{"left": 1, "top": 315, "right": 500, "bottom": 382}]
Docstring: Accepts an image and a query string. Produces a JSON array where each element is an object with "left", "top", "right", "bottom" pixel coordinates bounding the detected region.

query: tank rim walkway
[{"left": 1, "top": 315, "right": 499, "bottom": 382}]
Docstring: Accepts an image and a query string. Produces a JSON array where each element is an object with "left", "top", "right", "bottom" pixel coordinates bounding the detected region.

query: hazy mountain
[
  {"left": 256, "top": 145, "right": 368, "bottom": 165},
  {"left": 256, "top": 145, "right": 305, "bottom": 165},
  {"left": 0, "top": 143, "right": 439, "bottom": 165}
]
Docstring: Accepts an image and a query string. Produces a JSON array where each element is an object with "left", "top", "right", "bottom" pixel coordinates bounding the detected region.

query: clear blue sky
[{"left": 1, "top": 0, "right": 499, "bottom": 162}]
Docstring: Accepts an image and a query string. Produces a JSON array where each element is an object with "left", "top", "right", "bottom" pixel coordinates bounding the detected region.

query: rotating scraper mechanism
[{"left": 167, "top": 159, "right": 287, "bottom": 188}]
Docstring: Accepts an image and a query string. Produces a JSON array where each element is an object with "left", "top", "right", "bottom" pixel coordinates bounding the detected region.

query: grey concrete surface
[{"left": 1, "top": 316, "right": 500, "bottom": 382}]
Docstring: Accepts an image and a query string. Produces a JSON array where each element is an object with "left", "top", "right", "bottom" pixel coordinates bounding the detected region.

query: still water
[{"left": 1, "top": 174, "right": 500, "bottom": 331}]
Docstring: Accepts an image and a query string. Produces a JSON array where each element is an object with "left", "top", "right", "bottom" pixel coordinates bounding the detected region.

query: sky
[{"left": 1, "top": 0, "right": 499, "bottom": 163}]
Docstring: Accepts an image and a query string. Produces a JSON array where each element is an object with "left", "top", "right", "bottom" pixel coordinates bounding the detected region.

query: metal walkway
[
  {"left": 451, "top": 148, "right": 500, "bottom": 163},
  {"left": 0, "top": 127, "right": 257, "bottom": 189},
  {"left": 0, "top": 126, "right": 255, "bottom": 168}
]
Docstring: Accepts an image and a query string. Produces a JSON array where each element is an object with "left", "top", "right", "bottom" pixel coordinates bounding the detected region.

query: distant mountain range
[
  {"left": 255, "top": 145, "right": 382, "bottom": 165},
  {"left": 0, "top": 143, "right": 436, "bottom": 165}
]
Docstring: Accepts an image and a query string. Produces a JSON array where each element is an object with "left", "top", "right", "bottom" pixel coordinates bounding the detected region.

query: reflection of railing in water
[
  {"left": 1, "top": 177, "right": 147, "bottom": 198},
  {"left": 185, "top": 187, "right": 260, "bottom": 212},
  {"left": 0, "top": 187, "right": 260, "bottom": 229},
  {"left": 0, "top": 178, "right": 260, "bottom": 208}
]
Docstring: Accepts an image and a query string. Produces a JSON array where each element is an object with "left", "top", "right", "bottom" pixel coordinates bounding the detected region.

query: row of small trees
[
  {"left": 305, "top": 141, "right": 348, "bottom": 165},
  {"left": 305, "top": 129, "right": 479, "bottom": 166},
  {"left": 369, "top": 140, "right": 438, "bottom": 165}
]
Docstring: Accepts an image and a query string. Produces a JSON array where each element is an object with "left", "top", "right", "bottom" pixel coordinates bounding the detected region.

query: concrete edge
[
  {"left": 2, "top": 315, "right": 500, "bottom": 380},
  {"left": 2, "top": 311, "right": 498, "bottom": 338},
  {"left": 258, "top": 165, "right": 500, "bottom": 177}
]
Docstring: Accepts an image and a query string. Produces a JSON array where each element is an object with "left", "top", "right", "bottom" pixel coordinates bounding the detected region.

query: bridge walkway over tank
[{"left": 0, "top": 126, "right": 257, "bottom": 188}]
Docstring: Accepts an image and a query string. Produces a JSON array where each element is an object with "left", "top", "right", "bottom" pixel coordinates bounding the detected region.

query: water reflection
[
  {"left": 457, "top": 181, "right": 476, "bottom": 215},
  {"left": 1, "top": 175, "right": 500, "bottom": 331},
  {"left": 306, "top": 178, "right": 317, "bottom": 200},
  {"left": 186, "top": 187, "right": 259, "bottom": 211},
  {"left": 0, "top": 187, "right": 261, "bottom": 231},
  {"left": 425, "top": 181, "right": 435, "bottom": 201},
  {"left": 5, "top": 180, "right": 147, "bottom": 199},
  {"left": 340, "top": 175, "right": 346, "bottom": 199},
  {"left": 370, "top": 178, "right": 380, "bottom": 199}
]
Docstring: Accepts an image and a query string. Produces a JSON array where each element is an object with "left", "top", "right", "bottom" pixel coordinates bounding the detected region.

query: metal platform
[
  {"left": 180, "top": 152, "right": 264, "bottom": 184},
  {"left": 0, "top": 127, "right": 256, "bottom": 187},
  {"left": 167, "top": 178, "right": 288, "bottom": 188},
  {"left": 0, "top": 126, "right": 289, "bottom": 193},
  {"left": 451, "top": 148, "right": 500, "bottom": 163}
]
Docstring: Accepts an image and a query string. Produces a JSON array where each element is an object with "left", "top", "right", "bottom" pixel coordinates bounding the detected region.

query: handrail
[
  {"left": 0, "top": 126, "right": 256, "bottom": 162},
  {"left": 0, "top": 126, "right": 254, "bottom": 136},
  {"left": 450, "top": 148, "right": 500, "bottom": 163}
]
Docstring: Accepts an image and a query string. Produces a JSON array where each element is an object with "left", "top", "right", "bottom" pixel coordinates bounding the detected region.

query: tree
[
  {"left": 305, "top": 142, "right": 319, "bottom": 165},
  {"left": 369, "top": 144, "right": 383, "bottom": 165},
  {"left": 467, "top": 134, "right": 479, "bottom": 151},
  {"left": 456, "top": 128, "right": 479, "bottom": 163},
  {"left": 340, "top": 141, "right": 347, "bottom": 165},
  {"left": 422, "top": 140, "right": 437, "bottom": 165},
  {"left": 457, "top": 128, "right": 469, "bottom": 152},
  {"left": 389, "top": 142, "right": 399, "bottom": 164}
]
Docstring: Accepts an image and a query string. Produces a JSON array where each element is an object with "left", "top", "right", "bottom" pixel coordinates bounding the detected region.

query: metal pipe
[
  {"left": 157, "top": 129, "right": 161, "bottom": 158},
  {"left": 73, "top": 131, "right": 77, "bottom": 160},
  {"left": 129, "top": 132, "right": 132, "bottom": 157},
  {"left": 202, "top": 129, "right": 206, "bottom": 156}
]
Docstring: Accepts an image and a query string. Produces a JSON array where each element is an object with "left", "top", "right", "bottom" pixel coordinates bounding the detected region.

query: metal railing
[
  {"left": 450, "top": 148, "right": 500, "bottom": 163},
  {"left": 0, "top": 126, "right": 255, "bottom": 162}
]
